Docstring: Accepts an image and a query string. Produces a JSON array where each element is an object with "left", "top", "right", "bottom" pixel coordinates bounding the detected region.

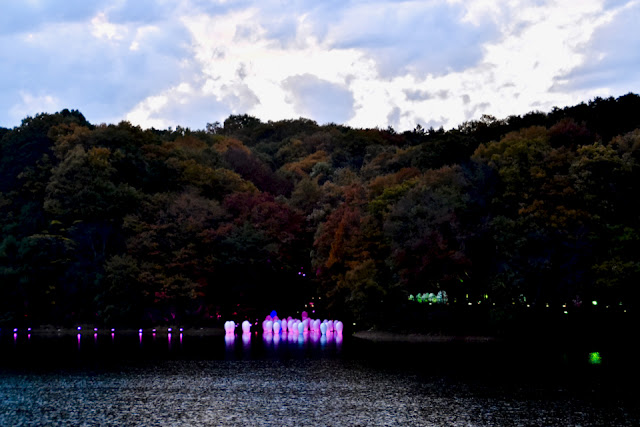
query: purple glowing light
[{"left": 77, "top": 326, "right": 82, "bottom": 331}]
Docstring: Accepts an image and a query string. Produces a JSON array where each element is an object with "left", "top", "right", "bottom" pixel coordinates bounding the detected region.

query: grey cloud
[
  {"left": 462, "top": 94, "right": 471, "bottom": 105},
  {"left": 222, "top": 84, "right": 260, "bottom": 112},
  {"left": 553, "top": 2, "right": 640, "bottom": 93},
  {"left": 0, "top": 17, "right": 191, "bottom": 127},
  {"left": 327, "top": 2, "right": 498, "bottom": 77},
  {"left": 404, "top": 89, "right": 449, "bottom": 101},
  {"left": 465, "top": 102, "right": 491, "bottom": 120},
  {"left": 282, "top": 74, "right": 355, "bottom": 124},
  {"left": 387, "top": 106, "right": 411, "bottom": 128}
]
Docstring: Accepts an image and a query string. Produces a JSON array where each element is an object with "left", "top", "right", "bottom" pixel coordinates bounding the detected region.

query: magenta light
[{"left": 111, "top": 328, "right": 115, "bottom": 332}]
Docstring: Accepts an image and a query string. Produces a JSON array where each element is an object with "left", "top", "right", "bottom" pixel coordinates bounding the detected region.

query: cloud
[
  {"left": 8, "top": 91, "right": 62, "bottom": 123},
  {"left": 126, "top": 83, "right": 229, "bottom": 129},
  {"left": 0, "top": 1, "right": 105, "bottom": 36},
  {"left": 322, "top": 1, "right": 498, "bottom": 77},
  {"left": 282, "top": 74, "right": 355, "bottom": 124},
  {"left": 404, "top": 89, "right": 450, "bottom": 102},
  {"left": 1, "top": 0, "right": 638, "bottom": 132},
  {"left": 0, "top": 6, "right": 192, "bottom": 127},
  {"left": 553, "top": 1, "right": 640, "bottom": 93}
]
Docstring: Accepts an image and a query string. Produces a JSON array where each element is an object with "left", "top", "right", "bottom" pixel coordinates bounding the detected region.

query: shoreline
[
  {"left": 2, "top": 326, "right": 226, "bottom": 337},
  {"left": 352, "top": 330, "right": 499, "bottom": 343}
]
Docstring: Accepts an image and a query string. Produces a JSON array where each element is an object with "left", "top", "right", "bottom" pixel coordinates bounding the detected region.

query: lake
[{"left": 1, "top": 330, "right": 638, "bottom": 426}]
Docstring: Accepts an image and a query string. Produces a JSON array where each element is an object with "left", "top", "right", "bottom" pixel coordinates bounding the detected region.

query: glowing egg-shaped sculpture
[
  {"left": 320, "top": 322, "right": 327, "bottom": 335},
  {"left": 320, "top": 323, "right": 327, "bottom": 335},
  {"left": 297, "top": 321, "right": 304, "bottom": 334},
  {"left": 242, "top": 320, "right": 251, "bottom": 334},
  {"left": 313, "top": 319, "right": 321, "bottom": 332},
  {"left": 302, "top": 318, "right": 310, "bottom": 332},
  {"left": 288, "top": 319, "right": 295, "bottom": 331},
  {"left": 301, "top": 311, "right": 309, "bottom": 320},
  {"left": 281, "top": 320, "right": 288, "bottom": 332},
  {"left": 327, "top": 320, "right": 334, "bottom": 332},
  {"left": 266, "top": 320, "right": 273, "bottom": 333},
  {"left": 273, "top": 321, "right": 281, "bottom": 334},
  {"left": 270, "top": 310, "right": 278, "bottom": 318},
  {"left": 335, "top": 321, "right": 344, "bottom": 333},
  {"left": 224, "top": 321, "right": 235, "bottom": 334}
]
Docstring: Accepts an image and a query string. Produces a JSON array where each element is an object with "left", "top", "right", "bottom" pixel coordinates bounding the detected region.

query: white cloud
[
  {"left": 9, "top": 91, "right": 62, "bottom": 123},
  {"left": 1, "top": 0, "right": 639, "bottom": 132},
  {"left": 91, "top": 12, "right": 127, "bottom": 40}
]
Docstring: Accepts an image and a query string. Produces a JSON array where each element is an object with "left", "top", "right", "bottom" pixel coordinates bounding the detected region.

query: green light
[
  {"left": 589, "top": 352, "right": 602, "bottom": 365},
  {"left": 592, "top": 300, "right": 598, "bottom": 306}
]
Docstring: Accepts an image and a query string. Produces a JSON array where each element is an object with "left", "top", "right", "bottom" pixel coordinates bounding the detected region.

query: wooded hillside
[{"left": 1, "top": 93, "right": 639, "bottom": 329}]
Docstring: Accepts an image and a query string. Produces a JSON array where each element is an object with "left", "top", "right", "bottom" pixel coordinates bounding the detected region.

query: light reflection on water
[{"left": 0, "top": 333, "right": 638, "bottom": 426}]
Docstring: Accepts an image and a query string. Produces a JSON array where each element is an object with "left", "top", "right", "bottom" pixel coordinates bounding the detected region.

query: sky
[{"left": 1, "top": 0, "right": 639, "bottom": 132}]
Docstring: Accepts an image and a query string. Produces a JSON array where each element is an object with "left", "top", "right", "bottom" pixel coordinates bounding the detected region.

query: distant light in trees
[{"left": 589, "top": 352, "right": 602, "bottom": 365}]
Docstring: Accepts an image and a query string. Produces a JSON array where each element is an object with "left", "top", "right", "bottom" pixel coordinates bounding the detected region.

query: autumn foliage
[{"left": 2, "top": 95, "right": 640, "bottom": 329}]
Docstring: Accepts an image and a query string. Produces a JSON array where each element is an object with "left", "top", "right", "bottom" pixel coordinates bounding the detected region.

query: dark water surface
[{"left": 1, "top": 331, "right": 638, "bottom": 426}]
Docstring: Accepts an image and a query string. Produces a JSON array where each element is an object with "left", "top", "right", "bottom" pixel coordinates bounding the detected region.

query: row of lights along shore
[{"left": 5, "top": 327, "right": 185, "bottom": 335}]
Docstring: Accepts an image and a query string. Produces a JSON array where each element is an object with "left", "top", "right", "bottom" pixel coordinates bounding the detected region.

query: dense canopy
[{"left": 1, "top": 93, "right": 640, "bottom": 330}]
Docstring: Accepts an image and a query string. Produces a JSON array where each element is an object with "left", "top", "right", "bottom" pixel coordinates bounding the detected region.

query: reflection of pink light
[
  {"left": 94, "top": 333, "right": 98, "bottom": 342},
  {"left": 27, "top": 334, "right": 31, "bottom": 340},
  {"left": 13, "top": 333, "right": 17, "bottom": 341},
  {"left": 111, "top": 333, "right": 115, "bottom": 340},
  {"left": 139, "top": 333, "right": 143, "bottom": 344},
  {"left": 179, "top": 333, "right": 183, "bottom": 344}
]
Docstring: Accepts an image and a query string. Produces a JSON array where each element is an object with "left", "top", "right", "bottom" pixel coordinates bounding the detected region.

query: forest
[{"left": 1, "top": 93, "right": 640, "bottom": 332}]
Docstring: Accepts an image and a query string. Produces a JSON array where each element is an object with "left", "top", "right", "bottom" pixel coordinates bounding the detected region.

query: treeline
[{"left": 1, "top": 93, "right": 640, "bottom": 328}]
